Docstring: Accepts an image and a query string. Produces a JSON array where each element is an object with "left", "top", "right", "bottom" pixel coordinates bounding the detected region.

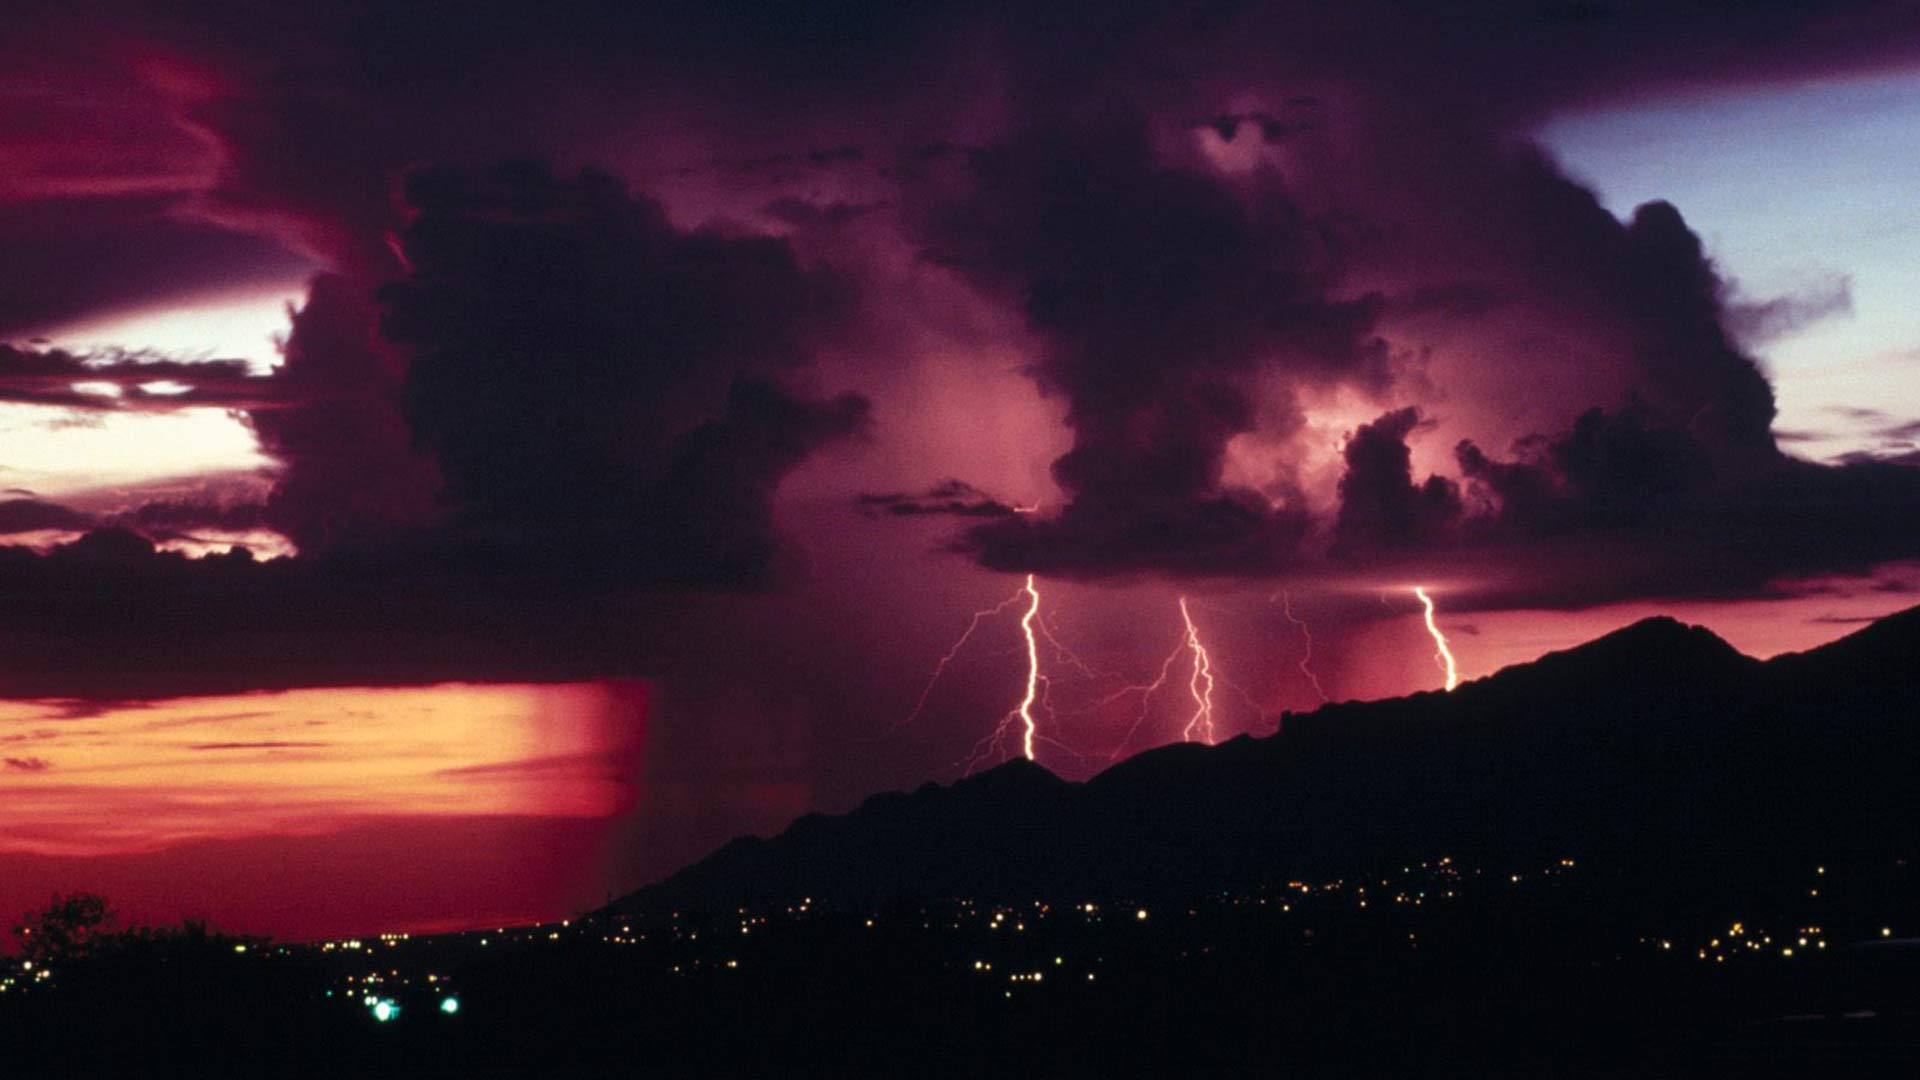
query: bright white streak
[
  {"left": 1177, "top": 596, "right": 1216, "bottom": 744},
  {"left": 1016, "top": 574, "right": 1042, "bottom": 760},
  {"left": 1414, "top": 585, "right": 1459, "bottom": 691}
]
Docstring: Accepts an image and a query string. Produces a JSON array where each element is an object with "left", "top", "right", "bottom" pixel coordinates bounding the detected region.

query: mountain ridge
[{"left": 613, "top": 606, "right": 1920, "bottom": 916}]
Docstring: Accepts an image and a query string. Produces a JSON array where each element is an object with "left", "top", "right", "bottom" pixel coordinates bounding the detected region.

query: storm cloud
[{"left": 3, "top": 0, "right": 1920, "bottom": 709}]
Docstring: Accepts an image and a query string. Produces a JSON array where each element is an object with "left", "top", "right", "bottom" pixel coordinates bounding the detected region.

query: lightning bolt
[
  {"left": 955, "top": 573, "right": 1049, "bottom": 773},
  {"left": 1037, "top": 610, "right": 1111, "bottom": 683},
  {"left": 1178, "top": 596, "right": 1217, "bottom": 744},
  {"left": 1413, "top": 585, "right": 1459, "bottom": 691},
  {"left": 1276, "top": 589, "right": 1330, "bottom": 704},
  {"left": 1100, "top": 597, "right": 1246, "bottom": 758},
  {"left": 1101, "top": 635, "right": 1187, "bottom": 760},
  {"left": 894, "top": 587, "right": 1032, "bottom": 735},
  {"left": 1015, "top": 574, "right": 1042, "bottom": 761}
]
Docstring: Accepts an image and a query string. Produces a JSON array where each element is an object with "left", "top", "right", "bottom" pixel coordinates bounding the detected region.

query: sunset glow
[
  {"left": 0, "top": 682, "right": 644, "bottom": 941},
  {"left": 0, "top": 682, "right": 636, "bottom": 858}
]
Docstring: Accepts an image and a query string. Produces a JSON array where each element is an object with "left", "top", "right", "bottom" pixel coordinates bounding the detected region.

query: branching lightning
[
  {"left": 1177, "top": 596, "right": 1217, "bottom": 744},
  {"left": 895, "top": 588, "right": 1032, "bottom": 735},
  {"left": 954, "top": 574, "right": 1051, "bottom": 774},
  {"left": 1098, "top": 597, "right": 1246, "bottom": 757},
  {"left": 1099, "top": 636, "right": 1186, "bottom": 761},
  {"left": 1275, "top": 588, "right": 1330, "bottom": 704},
  {"left": 1413, "top": 585, "right": 1459, "bottom": 691},
  {"left": 911, "top": 577, "right": 1257, "bottom": 772},
  {"left": 1037, "top": 611, "right": 1110, "bottom": 682}
]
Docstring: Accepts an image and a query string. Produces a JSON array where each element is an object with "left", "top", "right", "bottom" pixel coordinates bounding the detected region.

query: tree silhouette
[{"left": 13, "top": 893, "right": 117, "bottom": 966}]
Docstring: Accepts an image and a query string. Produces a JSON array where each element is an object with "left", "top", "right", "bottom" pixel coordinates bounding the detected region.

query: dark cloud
[
  {"left": 1453, "top": 402, "right": 1712, "bottom": 539},
  {"left": 1725, "top": 276, "right": 1852, "bottom": 346},
  {"left": 0, "top": 472, "right": 276, "bottom": 549},
  {"left": 762, "top": 197, "right": 884, "bottom": 229},
  {"left": 917, "top": 118, "right": 1381, "bottom": 577},
  {"left": 1311, "top": 166, "right": 1920, "bottom": 606},
  {"left": 1570, "top": 199, "right": 1780, "bottom": 456},
  {"left": 0, "top": 195, "right": 311, "bottom": 339},
  {"left": 0, "top": 498, "right": 91, "bottom": 536},
  {"left": 124, "top": 497, "right": 267, "bottom": 539},
  {"left": 1439, "top": 411, "right": 1920, "bottom": 608},
  {"left": 1190, "top": 109, "right": 1325, "bottom": 144},
  {"left": 0, "top": 528, "right": 627, "bottom": 698},
  {"left": 1877, "top": 419, "right": 1920, "bottom": 442},
  {"left": 728, "top": 146, "right": 866, "bottom": 176},
  {"left": 382, "top": 160, "right": 868, "bottom": 586},
  {"left": 1334, "top": 408, "right": 1461, "bottom": 553},
  {"left": 857, "top": 480, "right": 1014, "bottom": 519},
  {"left": 1771, "top": 429, "right": 1825, "bottom": 445},
  {"left": 1836, "top": 447, "right": 1920, "bottom": 469},
  {"left": 0, "top": 344, "right": 280, "bottom": 411},
  {"left": 249, "top": 273, "right": 440, "bottom": 552},
  {"left": 4, "top": 756, "right": 52, "bottom": 772}
]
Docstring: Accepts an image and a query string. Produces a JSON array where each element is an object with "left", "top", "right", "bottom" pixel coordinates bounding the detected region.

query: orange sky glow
[{"left": 1, "top": 682, "right": 645, "bottom": 941}]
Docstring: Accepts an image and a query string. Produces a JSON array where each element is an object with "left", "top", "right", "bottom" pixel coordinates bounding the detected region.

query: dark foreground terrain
[
  {"left": 8, "top": 609, "right": 1920, "bottom": 1076},
  {"left": 5, "top": 852, "right": 1917, "bottom": 1078}
]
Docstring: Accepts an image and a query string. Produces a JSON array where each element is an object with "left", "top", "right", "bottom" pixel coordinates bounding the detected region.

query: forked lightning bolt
[
  {"left": 911, "top": 578, "right": 1248, "bottom": 771},
  {"left": 954, "top": 574, "right": 1051, "bottom": 773},
  {"left": 894, "top": 587, "right": 1032, "bottom": 735},
  {"left": 1276, "top": 588, "right": 1330, "bottom": 704},
  {"left": 1414, "top": 585, "right": 1459, "bottom": 691},
  {"left": 1178, "top": 596, "right": 1217, "bottom": 744},
  {"left": 1099, "top": 635, "right": 1187, "bottom": 761}
]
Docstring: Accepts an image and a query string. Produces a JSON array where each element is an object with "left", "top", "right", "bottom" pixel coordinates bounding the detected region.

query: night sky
[{"left": 7, "top": 0, "right": 1920, "bottom": 941}]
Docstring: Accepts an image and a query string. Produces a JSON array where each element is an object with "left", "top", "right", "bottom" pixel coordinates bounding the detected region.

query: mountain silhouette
[{"left": 614, "top": 609, "right": 1920, "bottom": 918}]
